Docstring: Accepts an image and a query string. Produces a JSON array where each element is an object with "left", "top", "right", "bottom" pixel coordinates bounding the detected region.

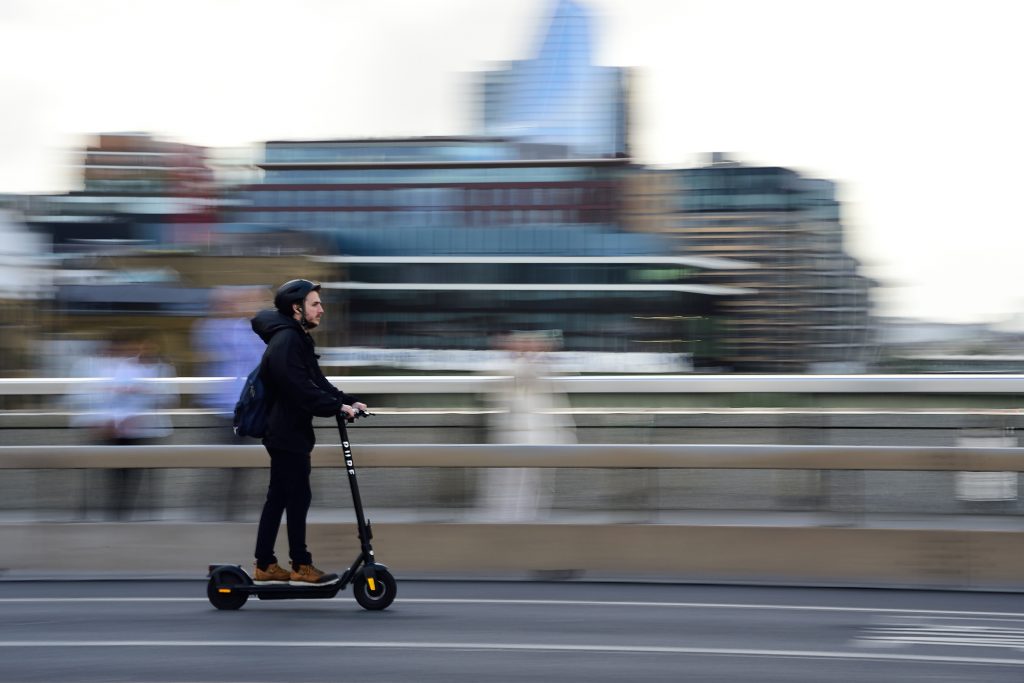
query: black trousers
[{"left": 254, "top": 447, "right": 313, "bottom": 568}]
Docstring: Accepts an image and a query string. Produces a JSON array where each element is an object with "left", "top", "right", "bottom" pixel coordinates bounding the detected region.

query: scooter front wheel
[{"left": 353, "top": 568, "right": 397, "bottom": 611}]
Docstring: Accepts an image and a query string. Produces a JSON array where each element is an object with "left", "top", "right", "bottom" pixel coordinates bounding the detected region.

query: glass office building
[
  {"left": 316, "top": 254, "right": 750, "bottom": 359},
  {"left": 477, "top": 0, "right": 629, "bottom": 158},
  {"left": 238, "top": 138, "right": 634, "bottom": 254},
  {"left": 656, "top": 156, "right": 874, "bottom": 372},
  {"left": 230, "top": 138, "right": 753, "bottom": 366}
]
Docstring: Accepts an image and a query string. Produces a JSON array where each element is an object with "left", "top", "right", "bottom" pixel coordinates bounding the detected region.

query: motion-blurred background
[{"left": 1, "top": 0, "right": 1022, "bottom": 585}]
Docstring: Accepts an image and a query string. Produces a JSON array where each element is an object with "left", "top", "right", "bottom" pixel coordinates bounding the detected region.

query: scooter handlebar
[{"left": 338, "top": 408, "right": 374, "bottom": 424}]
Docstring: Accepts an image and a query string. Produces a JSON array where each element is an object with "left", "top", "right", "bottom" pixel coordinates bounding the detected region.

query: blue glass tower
[{"left": 480, "top": 0, "right": 628, "bottom": 158}]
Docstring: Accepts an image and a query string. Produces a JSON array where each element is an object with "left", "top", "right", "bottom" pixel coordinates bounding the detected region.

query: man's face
[{"left": 297, "top": 291, "right": 324, "bottom": 328}]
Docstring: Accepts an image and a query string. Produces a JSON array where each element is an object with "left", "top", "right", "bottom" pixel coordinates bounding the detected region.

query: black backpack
[{"left": 233, "top": 362, "right": 272, "bottom": 438}]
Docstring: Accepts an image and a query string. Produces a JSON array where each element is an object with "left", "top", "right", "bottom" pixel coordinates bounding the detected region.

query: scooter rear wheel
[
  {"left": 207, "top": 572, "right": 248, "bottom": 611},
  {"left": 353, "top": 568, "right": 397, "bottom": 611}
]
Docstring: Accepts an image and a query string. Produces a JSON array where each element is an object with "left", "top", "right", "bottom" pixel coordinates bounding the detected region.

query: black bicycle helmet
[{"left": 273, "top": 279, "right": 321, "bottom": 315}]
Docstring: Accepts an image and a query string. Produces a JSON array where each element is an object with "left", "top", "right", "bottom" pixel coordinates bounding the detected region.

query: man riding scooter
[{"left": 250, "top": 279, "right": 367, "bottom": 586}]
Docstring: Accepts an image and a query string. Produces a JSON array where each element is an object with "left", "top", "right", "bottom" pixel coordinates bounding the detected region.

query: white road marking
[
  {"left": 856, "top": 617, "right": 1024, "bottom": 650},
  {"left": 2, "top": 596, "right": 1024, "bottom": 620},
  {"left": 0, "top": 640, "right": 1022, "bottom": 666},
  {"left": 402, "top": 600, "right": 1024, "bottom": 618},
  {"left": 0, "top": 598, "right": 200, "bottom": 602}
]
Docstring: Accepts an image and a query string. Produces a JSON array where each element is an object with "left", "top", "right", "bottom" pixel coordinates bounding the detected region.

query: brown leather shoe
[
  {"left": 253, "top": 562, "right": 291, "bottom": 584},
  {"left": 289, "top": 563, "right": 339, "bottom": 586}
]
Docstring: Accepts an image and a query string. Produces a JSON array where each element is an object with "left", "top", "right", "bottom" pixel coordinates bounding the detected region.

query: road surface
[{"left": 3, "top": 579, "right": 1024, "bottom": 681}]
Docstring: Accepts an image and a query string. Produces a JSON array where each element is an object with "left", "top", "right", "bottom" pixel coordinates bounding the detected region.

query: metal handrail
[
  {"left": 3, "top": 374, "right": 1024, "bottom": 395},
  {"left": 2, "top": 443, "right": 1024, "bottom": 471}
]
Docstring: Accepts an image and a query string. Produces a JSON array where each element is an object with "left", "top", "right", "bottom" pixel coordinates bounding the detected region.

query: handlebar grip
[{"left": 337, "top": 409, "right": 374, "bottom": 424}]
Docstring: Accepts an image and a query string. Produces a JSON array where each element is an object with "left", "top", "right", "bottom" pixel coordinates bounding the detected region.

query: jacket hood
[{"left": 251, "top": 308, "right": 303, "bottom": 344}]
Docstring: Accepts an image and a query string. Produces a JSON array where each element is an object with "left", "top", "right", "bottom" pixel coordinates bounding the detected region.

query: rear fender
[{"left": 207, "top": 564, "right": 252, "bottom": 585}]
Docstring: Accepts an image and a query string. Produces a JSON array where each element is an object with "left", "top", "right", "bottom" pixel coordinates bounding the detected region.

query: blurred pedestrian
[
  {"left": 479, "top": 331, "right": 576, "bottom": 521},
  {"left": 192, "top": 286, "right": 267, "bottom": 519},
  {"left": 65, "top": 336, "right": 118, "bottom": 520},
  {"left": 65, "top": 336, "right": 118, "bottom": 437},
  {"left": 250, "top": 279, "right": 367, "bottom": 585},
  {"left": 97, "top": 330, "right": 178, "bottom": 520}
]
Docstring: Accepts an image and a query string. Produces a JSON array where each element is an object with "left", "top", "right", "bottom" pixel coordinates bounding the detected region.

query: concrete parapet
[{"left": 3, "top": 521, "right": 1023, "bottom": 591}]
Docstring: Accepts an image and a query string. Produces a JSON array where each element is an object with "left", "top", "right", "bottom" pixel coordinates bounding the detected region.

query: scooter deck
[
  {"left": 251, "top": 582, "right": 344, "bottom": 600},
  {"left": 208, "top": 564, "right": 351, "bottom": 600}
]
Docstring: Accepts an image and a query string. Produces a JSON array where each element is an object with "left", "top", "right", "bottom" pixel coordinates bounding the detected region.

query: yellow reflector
[
  {"left": 367, "top": 578, "right": 376, "bottom": 591},
  {"left": 218, "top": 588, "right": 231, "bottom": 593}
]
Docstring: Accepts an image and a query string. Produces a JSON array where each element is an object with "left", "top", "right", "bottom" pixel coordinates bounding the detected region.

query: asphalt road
[{"left": 3, "top": 579, "right": 1024, "bottom": 682}]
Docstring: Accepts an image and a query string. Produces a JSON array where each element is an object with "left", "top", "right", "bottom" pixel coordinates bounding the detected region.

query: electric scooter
[{"left": 206, "top": 410, "right": 396, "bottom": 611}]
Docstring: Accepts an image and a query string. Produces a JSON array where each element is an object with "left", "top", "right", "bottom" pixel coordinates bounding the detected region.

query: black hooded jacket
[{"left": 251, "top": 309, "right": 358, "bottom": 455}]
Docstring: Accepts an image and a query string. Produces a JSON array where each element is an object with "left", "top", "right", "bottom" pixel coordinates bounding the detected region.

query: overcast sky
[{"left": 1, "top": 0, "right": 1022, "bottom": 327}]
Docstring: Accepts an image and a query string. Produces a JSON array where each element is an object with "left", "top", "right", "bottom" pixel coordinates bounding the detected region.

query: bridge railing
[
  {"left": 4, "top": 373, "right": 1024, "bottom": 396},
  {"left": 3, "top": 374, "right": 1023, "bottom": 527},
  {"left": 3, "top": 442, "right": 1024, "bottom": 471},
  {"left": 4, "top": 441, "right": 1024, "bottom": 586}
]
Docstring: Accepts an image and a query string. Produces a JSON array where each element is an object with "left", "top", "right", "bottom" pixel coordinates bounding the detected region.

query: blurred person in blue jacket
[{"left": 192, "top": 286, "right": 267, "bottom": 519}]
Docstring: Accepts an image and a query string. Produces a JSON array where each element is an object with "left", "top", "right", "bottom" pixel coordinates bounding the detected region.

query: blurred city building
[
  {"left": 316, "top": 253, "right": 752, "bottom": 366},
  {"left": 25, "top": 132, "right": 219, "bottom": 249},
  {"left": 476, "top": 0, "right": 629, "bottom": 158},
  {"left": 231, "top": 137, "right": 754, "bottom": 367},
  {"left": 640, "top": 154, "right": 876, "bottom": 372},
  {"left": 2, "top": 134, "right": 332, "bottom": 376},
  {"left": 0, "top": 210, "right": 51, "bottom": 375},
  {"left": 12, "top": 132, "right": 297, "bottom": 257},
  {"left": 0, "top": 0, "right": 915, "bottom": 377},
  {"left": 242, "top": 137, "right": 628, "bottom": 248},
  {"left": 38, "top": 252, "right": 329, "bottom": 376}
]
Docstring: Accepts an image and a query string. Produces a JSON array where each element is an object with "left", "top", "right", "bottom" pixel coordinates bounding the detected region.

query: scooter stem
[{"left": 336, "top": 413, "right": 374, "bottom": 559}]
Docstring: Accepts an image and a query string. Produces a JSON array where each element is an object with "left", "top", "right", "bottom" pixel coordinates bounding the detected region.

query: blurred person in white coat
[{"left": 479, "top": 331, "right": 576, "bottom": 521}]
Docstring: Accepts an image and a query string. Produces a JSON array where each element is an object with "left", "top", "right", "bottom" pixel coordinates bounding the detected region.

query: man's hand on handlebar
[{"left": 340, "top": 402, "right": 371, "bottom": 421}]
